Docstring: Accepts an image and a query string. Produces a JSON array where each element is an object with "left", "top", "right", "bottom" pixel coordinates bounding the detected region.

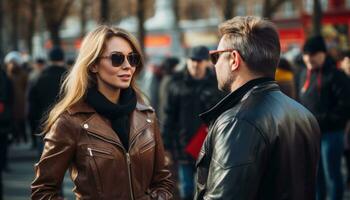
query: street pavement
[
  {"left": 3, "top": 143, "right": 350, "bottom": 200},
  {"left": 3, "top": 143, "right": 74, "bottom": 200}
]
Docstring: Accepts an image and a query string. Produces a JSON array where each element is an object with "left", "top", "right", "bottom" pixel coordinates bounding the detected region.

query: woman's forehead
[{"left": 104, "top": 36, "right": 133, "bottom": 54}]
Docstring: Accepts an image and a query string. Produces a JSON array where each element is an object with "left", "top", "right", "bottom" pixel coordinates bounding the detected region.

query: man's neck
[{"left": 230, "top": 74, "right": 264, "bottom": 92}]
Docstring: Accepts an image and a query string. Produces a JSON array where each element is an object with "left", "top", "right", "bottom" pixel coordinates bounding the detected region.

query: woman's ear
[{"left": 89, "top": 64, "right": 98, "bottom": 73}]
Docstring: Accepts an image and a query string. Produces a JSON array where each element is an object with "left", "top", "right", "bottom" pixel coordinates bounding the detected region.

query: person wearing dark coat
[
  {"left": 298, "top": 35, "right": 350, "bottom": 200},
  {"left": 162, "top": 46, "right": 223, "bottom": 200},
  {"left": 0, "top": 67, "right": 13, "bottom": 200},
  {"left": 195, "top": 16, "right": 320, "bottom": 200},
  {"left": 28, "top": 47, "right": 67, "bottom": 152}
]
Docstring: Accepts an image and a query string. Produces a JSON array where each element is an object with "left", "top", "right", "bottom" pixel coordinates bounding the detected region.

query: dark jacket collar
[{"left": 199, "top": 77, "right": 275, "bottom": 124}]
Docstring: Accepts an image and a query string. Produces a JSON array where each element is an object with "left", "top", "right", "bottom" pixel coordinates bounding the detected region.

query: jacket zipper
[
  {"left": 86, "top": 123, "right": 151, "bottom": 200},
  {"left": 87, "top": 147, "right": 112, "bottom": 156},
  {"left": 126, "top": 152, "right": 135, "bottom": 200}
]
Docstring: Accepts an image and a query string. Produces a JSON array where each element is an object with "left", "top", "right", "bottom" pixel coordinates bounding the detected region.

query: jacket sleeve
[
  {"left": 149, "top": 116, "right": 175, "bottom": 199},
  {"left": 204, "top": 118, "right": 268, "bottom": 200},
  {"left": 31, "top": 114, "right": 78, "bottom": 200}
]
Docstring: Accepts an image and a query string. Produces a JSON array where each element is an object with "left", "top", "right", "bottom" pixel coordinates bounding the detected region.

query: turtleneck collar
[{"left": 86, "top": 87, "right": 137, "bottom": 120}]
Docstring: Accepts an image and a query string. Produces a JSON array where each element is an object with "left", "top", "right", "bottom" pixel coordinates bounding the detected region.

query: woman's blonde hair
[{"left": 43, "top": 25, "right": 145, "bottom": 134}]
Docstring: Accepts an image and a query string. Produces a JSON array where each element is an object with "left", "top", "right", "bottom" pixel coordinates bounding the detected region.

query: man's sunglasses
[
  {"left": 99, "top": 52, "right": 141, "bottom": 67},
  {"left": 209, "top": 49, "right": 244, "bottom": 65}
]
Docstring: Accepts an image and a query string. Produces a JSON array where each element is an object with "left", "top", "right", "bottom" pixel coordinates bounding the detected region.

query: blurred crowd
[{"left": 0, "top": 33, "right": 350, "bottom": 200}]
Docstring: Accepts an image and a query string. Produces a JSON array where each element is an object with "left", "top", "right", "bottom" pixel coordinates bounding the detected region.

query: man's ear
[{"left": 230, "top": 50, "right": 241, "bottom": 71}]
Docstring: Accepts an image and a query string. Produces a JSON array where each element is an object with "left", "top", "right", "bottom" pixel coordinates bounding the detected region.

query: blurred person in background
[
  {"left": 140, "top": 62, "right": 164, "bottom": 112},
  {"left": 66, "top": 58, "right": 75, "bottom": 70},
  {"left": 162, "top": 45, "right": 222, "bottom": 200},
  {"left": 0, "top": 65, "right": 13, "bottom": 200},
  {"left": 339, "top": 50, "right": 350, "bottom": 188},
  {"left": 27, "top": 58, "right": 46, "bottom": 149},
  {"left": 28, "top": 58, "right": 46, "bottom": 82},
  {"left": 340, "top": 51, "right": 350, "bottom": 76},
  {"left": 327, "top": 41, "right": 342, "bottom": 66},
  {"left": 4, "top": 51, "right": 28, "bottom": 144},
  {"left": 158, "top": 56, "right": 180, "bottom": 197},
  {"left": 28, "top": 47, "right": 67, "bottom": 153},
  {"left": 298, "top": 35, "right": 350, "bottom": 200},
  {"left": 275, "top": 57, "right": 296, "bottom": 98},
  {"left": 31, "top": 25, "right": 174, "bottom": 200},
  {"left": 158, "top": 57, "right": 179, "bottom": 125}
]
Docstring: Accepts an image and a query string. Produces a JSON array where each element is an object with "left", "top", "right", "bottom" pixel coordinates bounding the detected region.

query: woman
[{"left": 31, "top": 26, "right": 174, "bottom": 200}]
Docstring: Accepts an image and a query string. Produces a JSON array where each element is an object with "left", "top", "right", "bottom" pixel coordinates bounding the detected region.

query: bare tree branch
[
  {"left": 223, "top": 0, "right": 235, "bottom": 20},
  {"left": 39, "top": 0, "right": 76, "bottom": 47},
  {"left": 0, "top": 0, "right": 3, "bottom": 59},
  {"left": 58, "top": 0, "right": 75, "bottom": 25},
  {"left": 100, "top": 0, "right": 109, "bottom": 23},
  {"left": 312, "top": 0, "right": 322, "bottom": 35},
  {"left": 137, "top": 0, "right": 145, "bottom": 54},
  {"left": 263, "top": 0, "right": 289, "bottom": 19}
]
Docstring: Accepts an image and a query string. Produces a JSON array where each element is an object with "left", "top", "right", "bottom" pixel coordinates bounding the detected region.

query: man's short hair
[{"left": 219, "top": 16, "right": 280, "bottom": 77}]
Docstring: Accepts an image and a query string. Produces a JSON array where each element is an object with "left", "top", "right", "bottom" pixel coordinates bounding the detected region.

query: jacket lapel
[
  {"left": 128, "top": 103, "right": 154, "bottom": 147},
  {"left": 82, "top": 114, "right": 123, "bottom": 147},
  {"left": 72, "top": 101, "right": 154, "bottom": 150}
]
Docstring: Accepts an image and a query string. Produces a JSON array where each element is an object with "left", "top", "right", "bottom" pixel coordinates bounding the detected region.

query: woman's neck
[{"left": 97, "top": 84, "right": 121, "bottom": 103}]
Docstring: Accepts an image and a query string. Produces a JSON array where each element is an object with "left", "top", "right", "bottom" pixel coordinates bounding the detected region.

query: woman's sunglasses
[{"left": 99, "top": 52, "right": 141, "bottom": 67}]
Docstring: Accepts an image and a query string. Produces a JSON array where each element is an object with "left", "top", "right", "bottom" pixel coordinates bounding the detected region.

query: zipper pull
[
  {"left": 126, "top": 153, "right": 130, "bottom": 165},
  {"left": 87, "top": 147, "right": 93, "bottom": 157}
]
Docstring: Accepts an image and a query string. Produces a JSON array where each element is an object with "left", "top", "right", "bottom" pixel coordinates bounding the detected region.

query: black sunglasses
[
  {"left": 209, "top": 49, "right": 233, "bottom": 65},
  {"left": 209, "top": 49, "right": 245, "bottom": 65},
  {"left": 99, "top": 52, "right": 141, "bottom": 67}
]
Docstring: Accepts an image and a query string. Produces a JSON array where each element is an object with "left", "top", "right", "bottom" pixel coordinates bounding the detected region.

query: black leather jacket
[{"left": 195, "top": 78, "right": 320, "bottom": 200}]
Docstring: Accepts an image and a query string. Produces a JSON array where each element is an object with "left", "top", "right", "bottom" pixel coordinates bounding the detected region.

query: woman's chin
[{"left": 115, "top": 82, "right": 131, "bottom": 89}]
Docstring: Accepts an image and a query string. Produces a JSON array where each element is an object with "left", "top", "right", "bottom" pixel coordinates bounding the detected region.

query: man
[
  {"left": 28, "top": 47, "right": 67, "bottom": 152},
  {"left": 158, "top": 57, "right": 179, "bottom": 124},
  {"left": 298, "top": 36, "right": 350, "bottom": 200},
  {"left": 162, "top": 46, "right": 222, "bottom": 200},
  {"left": 4, "top": 51, "right": 28, "bottom": 144},
  {"left": 27, "top": 58, "right": 46, "bottom": 149},
  {"left": 195, "top": 16, "right": 320, "bottom": 200}
]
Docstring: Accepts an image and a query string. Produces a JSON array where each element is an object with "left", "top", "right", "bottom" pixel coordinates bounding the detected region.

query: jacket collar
[
  {"left": 68, "top": 100, "right": 154, "bottom": 150},
  {"left": 199, "top": 77, "right": 277, "bottom": 124},
  {"left": 67, "top": 100, "right": 154, "bottom": 115}
]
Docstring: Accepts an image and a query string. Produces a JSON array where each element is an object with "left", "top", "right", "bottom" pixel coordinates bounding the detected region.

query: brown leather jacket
[{"left": 31, "top": 101, "right": 174, "bottom": 200}]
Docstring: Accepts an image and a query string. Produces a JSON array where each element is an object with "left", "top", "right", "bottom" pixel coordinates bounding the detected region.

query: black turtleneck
[
  {"left": 200, "top": 77, "right": 274, "bottom": 124},
  {"left": 86, "top": 87, "right": 137, "bottom": 149}
]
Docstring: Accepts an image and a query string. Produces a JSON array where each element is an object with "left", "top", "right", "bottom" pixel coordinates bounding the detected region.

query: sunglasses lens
[
  {"left": 127, "top": 53, "right": 141, "bottom": 67},
  {"left": 111, "top": 53, "right": 125, "bottom": 67},
  {"left": 210, "top": 53, "right": 219, "bottom": 65}
]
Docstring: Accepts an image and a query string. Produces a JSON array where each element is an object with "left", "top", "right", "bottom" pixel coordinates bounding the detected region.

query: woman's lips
[{"left": 118, "top": 74, "right": 131, "bottom": 81}]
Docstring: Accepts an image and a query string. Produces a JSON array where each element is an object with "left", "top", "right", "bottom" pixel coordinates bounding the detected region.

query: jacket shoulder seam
[{"left": 234, "top": 117, "right": 270, "bottom": 146}]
